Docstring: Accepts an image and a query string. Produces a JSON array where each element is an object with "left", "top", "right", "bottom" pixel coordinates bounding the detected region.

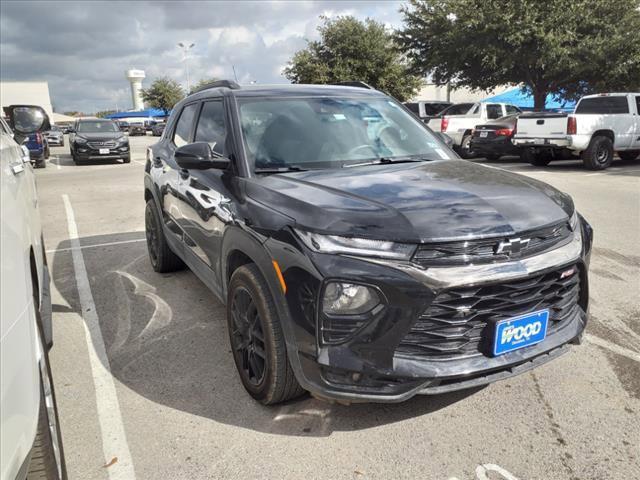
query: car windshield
[
  {"left": 77, "top": 121, "right": 119, "bottom": 133},
  {"left": 238, "top": 96, "right": 454, "bottom": 171}
]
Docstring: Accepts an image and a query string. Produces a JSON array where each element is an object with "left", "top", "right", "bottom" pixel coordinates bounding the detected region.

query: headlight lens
[
  {"left": 323, "top": 282, "right": 380, "bottom": 315},
  {"left": 295, "top": 229, "right": 415, "bottom": 260},
  {"left": 569, "top": 210, "right": 579, "bottom": 231},
  {"left": 75, "top": 136, "right": 87, "bottom": 143}
]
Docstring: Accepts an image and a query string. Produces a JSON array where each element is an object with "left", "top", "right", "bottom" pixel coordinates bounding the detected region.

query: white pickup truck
[
  {"left": 513, "top": 93, "right": 640, "bottom": 170},
  {"left": 427, "top": 102, "right": 522, "bottom": 158}
]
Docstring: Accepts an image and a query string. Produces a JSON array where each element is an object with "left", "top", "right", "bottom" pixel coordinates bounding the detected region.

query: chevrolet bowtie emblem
[{"left": 495, "top": 237, "right": 530, "bottom": 255}]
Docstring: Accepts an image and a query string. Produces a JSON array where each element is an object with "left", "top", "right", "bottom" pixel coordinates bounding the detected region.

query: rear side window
[
  {"left": 194, "top": 101, "right": 226, "bottom": 155},
  {"left": 575, "top": 96, "right": 629, "bottom": 114},
  {"left": 423, "top": 103, "right": 449, "bottom": 116},
  {"left": 486, "top": 104, "right": 502, "bottom": 119},
  {"left": 505, "top": 105, "right": 520, "bottom": 115},
  {"left": 635, "top": 96, "right": 640, "bottom": 114},
  {"left": 405, "top": 103, "right": 420, "bottom": 115},
  {"left": 443, "top": 103, "right": 473, "bottom": 115},
  {"left": 173, "top": 103, "right": 199, "bottom": 147}
]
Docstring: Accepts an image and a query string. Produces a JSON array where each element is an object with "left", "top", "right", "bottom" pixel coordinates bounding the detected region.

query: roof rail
[
  {"left": 190, "top": 79, "right": 241, "bottom": 94},
  {"left": 332, "top": 81, "right": 375, "bottom": 90}
]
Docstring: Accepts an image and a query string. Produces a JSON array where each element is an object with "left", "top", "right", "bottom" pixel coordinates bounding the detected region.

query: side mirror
[
  {"left": 436, "top": 132, "right": 454, "bottom": 147},
  {"left": 174, "top": 142, "right": 230, "bottom": 170},
  {"left": 3, "top": 105, "right": 50, "bottom": 135}
]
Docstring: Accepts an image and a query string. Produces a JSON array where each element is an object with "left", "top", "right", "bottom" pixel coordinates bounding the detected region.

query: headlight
[
  {"left": 118, "top": 135, "right": 128, "bottom": 143},
  {"left": 295, "top": 229, "right": 415, "bottom": 260},
  {"left": 323, "top": 282, "right": 380, "bottom": 315},
  {"left": 569, "top": 210, "right": 579, "bottom": 231},
  {"left": 75, "top": 136, "right": 87, "bottom": 144}
]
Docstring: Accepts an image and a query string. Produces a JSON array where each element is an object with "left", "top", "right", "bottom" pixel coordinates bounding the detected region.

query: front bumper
[
  {"left": 75, "top": 144, "right": 129, "bottom": 160},
  {"left": 267, "top": 217, "right": 593, "bottom": 403}
]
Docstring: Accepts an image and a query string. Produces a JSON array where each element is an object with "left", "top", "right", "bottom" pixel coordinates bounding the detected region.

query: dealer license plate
[
  {"left": 493, "top": 309, "right": 549, "bottom": 356},
  {"left": 99, "top": 148, "right": 109, "bottom": 154}
]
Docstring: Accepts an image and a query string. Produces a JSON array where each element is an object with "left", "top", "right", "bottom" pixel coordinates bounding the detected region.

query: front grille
[
  {"left": 87, "top": 140, "right": 117, "bottom": 148},
  {"left": 396, "top": 264, "right": 581, "bottom": 360},
  {"left": 412, "top": 222, "right": 572, "bottom": 267}
]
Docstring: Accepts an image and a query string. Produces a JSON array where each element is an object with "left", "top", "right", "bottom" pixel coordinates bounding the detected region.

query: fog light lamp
[{"left": 322, "top": 282, "right": 379, "bottom": 315}]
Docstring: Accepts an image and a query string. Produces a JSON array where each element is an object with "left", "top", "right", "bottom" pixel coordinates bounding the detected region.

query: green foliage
[
  {"left": 191, "top": 77, "right": 220, "bottom": 94},
  {"left": 284, "top": 16, "right": 423, "bottom": 101},
  {"left": 396, "top": 0, "right": 640, "bottom": 108},
  {"left": 141, "top": 77, "right": 185, "bottom": 113},
  {"left": 95, "top": 110, "right": 116, "bottom": 118}
]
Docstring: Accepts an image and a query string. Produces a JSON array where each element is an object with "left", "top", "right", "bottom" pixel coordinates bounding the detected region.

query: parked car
[
  {"left": 69, "top": 119, "right": 130, "bottom": 164},
  {"left": 144, "top": 81, "right": 593, "bottom": 405},
  {"left": 128, "top": 123, "right": 146, "bottom": 136},
  {"left": 44, "top": 125, "right": 64, "bottom": 147},
  {"left": 151, "top": 122, "right": 166, "bottom": 136},
  {"left": 513, "top": 93, "right": 640, "bottom": 169},
  {"left": 117, "top": 120, "right": 129, "bottom": 132},
  {"left": 60, "top": 124, "right": 72, "bottom": 134},
  {"left": 427, "top": 102, "right": 522, "bottom": 158},
  {"left": 1, "top": 106, "right": 67, "bottom": 480},
  {"left": 469, "top": 114, "right": 520, "bottom": 160},
  {"left": 404, "top": 100, "right": 452, "bottom": 122},
  {"left": 25, "top": 132, "right": 50, "bottom": 168}
]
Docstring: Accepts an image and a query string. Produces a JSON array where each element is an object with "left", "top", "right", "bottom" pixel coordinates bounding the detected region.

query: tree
[
  {"left": 95, "top": 110, "right": 116, "bottom": 118},
  {"left": 396, "top": 0, "right": 640, "bottom": 109},
  {"left": 190, "top": 77, "right": 219, "bottom": 94},
  {"left": 141, "top": 77, "right": 184, "bottom": 113},
  {"left": 284, "top": 16, "right": 423, "bottom": 101}
]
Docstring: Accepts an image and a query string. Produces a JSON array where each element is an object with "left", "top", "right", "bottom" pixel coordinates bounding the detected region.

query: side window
[
  {"left": 505, "top": 105, "right": 520, "bottom": 115},
  {"left": 486, "top": 104, "right": 502, "bottom": 119},
  {"left": 194, "top": 101, "right": 226, "bottom": 155},
  {"left": 173, "top": 103, "right": 199, "bottom": 147},
  {"left": 575, "top": 96, "right": 629, "bottom": 114},
  {"left": 635, "top": 96, "right": 640, "bottom": 115},
  {"left": 405, "top": 103, "right": 420, "bottom": 115}
]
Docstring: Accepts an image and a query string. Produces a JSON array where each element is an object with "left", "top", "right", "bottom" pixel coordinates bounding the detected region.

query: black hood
[
  {"left": 247, "top": 160, "right": 574, "bottom": 242},
  {"left": 75, "top": 132, "right": 123, "bottom": 140}
]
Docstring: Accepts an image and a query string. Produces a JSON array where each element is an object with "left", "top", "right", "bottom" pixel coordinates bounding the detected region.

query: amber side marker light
[{"left": 272, "top": 260, "right": 287, "bottom": 294}]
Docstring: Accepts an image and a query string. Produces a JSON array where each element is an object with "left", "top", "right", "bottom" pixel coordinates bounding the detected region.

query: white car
[
  {"left": 512, "top": 93, "right": 640, "bottom": 169},
  {"left": 1, "top": 106, "right": 66, "bottom": 480},
  {"left": 427, "top": 102, "right": 522, "bottom": 158}
]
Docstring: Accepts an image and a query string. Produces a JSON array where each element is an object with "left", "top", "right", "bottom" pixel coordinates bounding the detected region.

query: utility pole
[{"left": 178, "top": 42, "right": 195, "bottom": 92}]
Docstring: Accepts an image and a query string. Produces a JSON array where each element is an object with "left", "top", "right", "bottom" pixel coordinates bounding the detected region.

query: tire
[
  {"left": 145, "top": 200, "right": 184, "bottom": 273},
  {"left": 60, "top": 140, "right": 64, "bottom": 147},
  {"left": 227, "top": 264, "right": 304, "bottom": 405},
  {"left": 521, "top": 147, "right": 551, "bottom": 166},
  {"left": 457, "top": 134, "right": 476, "bottom": 159},
  {"left": 123, "top": 154, "right": 131, "bottom": 164},
  {"left": 581, "top": 135, "right": 613, "bottom": 170},
  {"left": 27, "top": 333, "right": 67, "bottom": 479},
  {"left": 619, "top": 150, "right": 639, "bottom": 161}
]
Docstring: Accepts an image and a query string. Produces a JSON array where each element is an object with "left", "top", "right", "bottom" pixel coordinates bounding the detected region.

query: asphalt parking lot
[{"left": 38, "top": 135, "right": 639, "bottom": 480}]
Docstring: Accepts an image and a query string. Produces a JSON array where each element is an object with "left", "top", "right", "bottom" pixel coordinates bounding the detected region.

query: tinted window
[
  {"left": 404, "top": 103, "right": 420, "bottom": 115},
  {"left": 635, "top": 96, "right": 640, "bottom": 114},
  {"left": 442, "top": 103, "right": 473, "bottom": 116},
  {"left": 173, "top": 103, "right": 199, "bottom": 147},
  {"left": 423, "top": 103, "right": 450, "bottom": 116},
  {"left": 505, "top": 105, "right": 521, "bottom": 115},
  {"left": 486, "top": 104, "right": 502, "bottom": 119},
  {"left": 194, "top": 101, "right": 226, "bottom": 155},
  {"left": 575, "top": 96, "right": 629, "bottom": 114}
]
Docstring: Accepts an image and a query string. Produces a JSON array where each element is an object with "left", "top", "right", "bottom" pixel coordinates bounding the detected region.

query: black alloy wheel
[
  {"left": 144, "top": 200, "right": 184, "bottom": 273},
  {"left": 230, "top": 287, "right": 267, "bottom": 386}
]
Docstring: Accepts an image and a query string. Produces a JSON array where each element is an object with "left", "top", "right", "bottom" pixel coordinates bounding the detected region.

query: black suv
[
  {"left": 70, "top": 119, "right": 130, "bottom": 164},
  {"left": 144, "top": 81, "right": 593, "bottom": 405}
]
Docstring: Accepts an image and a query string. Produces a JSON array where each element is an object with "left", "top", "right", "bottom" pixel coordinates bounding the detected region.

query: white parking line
[
  {"left": 62, "top": 194, "right": 136, "bottom": 480},
  {"left": 46, "top": 237, "right": 145, "bottom": 253},
  {"left": 133, "top": 160, "right": 145, "bottom": 166}
]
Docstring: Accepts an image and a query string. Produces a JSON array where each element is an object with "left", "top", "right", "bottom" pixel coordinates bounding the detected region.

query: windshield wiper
[
  {"left": 254, "top": 166, "right": 309, "bottom": 174},
  {"left": 343, "top": 156, "right": 433, "bottom": 168}
]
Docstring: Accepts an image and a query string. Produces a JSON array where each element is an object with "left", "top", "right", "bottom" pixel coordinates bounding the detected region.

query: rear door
[{"left": 633, "top": 95, "right": 640, "bottom": 150}]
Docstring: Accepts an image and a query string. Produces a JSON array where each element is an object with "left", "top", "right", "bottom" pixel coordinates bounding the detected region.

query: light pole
[{"left": 178, "top": 42, "right": 195, "bottom": 92}]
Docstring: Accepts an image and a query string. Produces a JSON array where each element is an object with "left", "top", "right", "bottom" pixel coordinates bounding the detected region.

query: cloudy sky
[{"left": 1, "top": 1, "right": 404, "bottom": 113}]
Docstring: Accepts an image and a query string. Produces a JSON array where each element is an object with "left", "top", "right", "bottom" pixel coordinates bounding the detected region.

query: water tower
[{"left": 125, "top": 69, "right": 145, "bottom": 110}]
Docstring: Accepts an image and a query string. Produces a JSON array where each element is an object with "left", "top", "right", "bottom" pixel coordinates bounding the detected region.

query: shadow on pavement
[{"left": 50, "top": 232, "right": 481, "bottom": 437}]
